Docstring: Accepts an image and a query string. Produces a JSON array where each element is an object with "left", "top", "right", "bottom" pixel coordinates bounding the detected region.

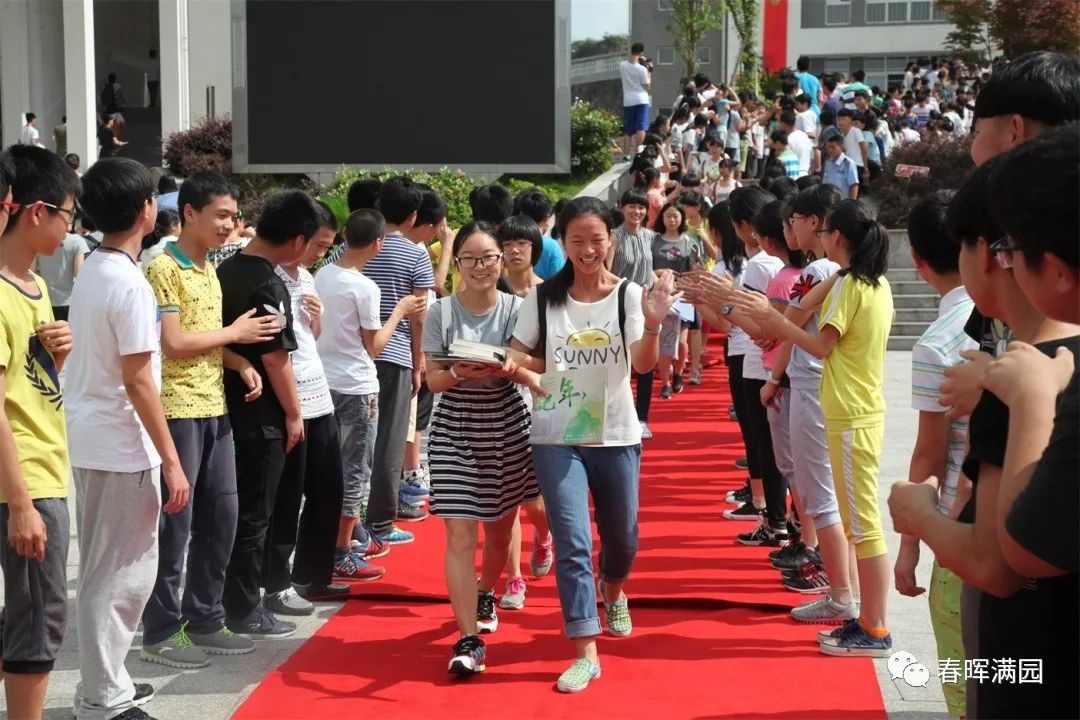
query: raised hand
[{"left": 642, "top": 270, "right": 682, "bottom": 327}]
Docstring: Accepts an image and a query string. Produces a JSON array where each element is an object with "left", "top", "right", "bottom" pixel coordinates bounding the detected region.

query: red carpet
[{"left": 234, "top": 356, "right": 887, "bottom": 720}]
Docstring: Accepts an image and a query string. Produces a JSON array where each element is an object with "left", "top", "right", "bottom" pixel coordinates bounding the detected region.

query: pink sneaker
[
  {"left": 499, "top": 576, "right": 527, "bottom": 610},
  {"left": 531, "top": 532, "right": 554, "bottom": 577}
]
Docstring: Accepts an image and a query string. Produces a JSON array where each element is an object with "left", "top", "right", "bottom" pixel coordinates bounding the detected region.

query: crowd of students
[
  {"left": 627, "top": 53, "right": 997, "bottom": 209},
  {"left": 0, "top": 49, "right": 1076, "bottom": 719}
]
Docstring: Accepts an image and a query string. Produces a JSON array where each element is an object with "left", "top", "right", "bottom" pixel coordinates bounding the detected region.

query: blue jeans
[{"left": 532, "top": 444, "right": 641, "bottom": 638}]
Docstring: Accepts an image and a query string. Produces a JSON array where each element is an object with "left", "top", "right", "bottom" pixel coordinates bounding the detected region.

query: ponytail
[{"left": 827, "top": 199, "right": 889, "bottom": 286}]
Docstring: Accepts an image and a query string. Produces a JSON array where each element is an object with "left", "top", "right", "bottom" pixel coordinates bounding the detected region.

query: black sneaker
[
  {"left": 771, "top": 541, "right": 814, "bottom": 571},
  {"left": 725, "top": 484, "right": 752, "bottom": 505},
  {"left": 133, "top": 683, "right": 154, "bottom": 707},
  {"left": 227, "top": 605, "right": 296, "bottom": 639},
  {"left": 723, "top": 502, "right": 762, "bottom": 520},
  {"left": 112, "top": 709, "right": 155, "bottom": 720},
  {"left": 448, "top": 634, "right": 487, "bottom": 676},
  {"left": 660, "top": 384, "right": 673, "bottom": 399},
  {"left": 477, "top": 590, "right": 499, "bottom": 633},
  {"left": 672, "top": 373, "right": 684, "bottom": 393},
  {"left": 396, "top": 501, "right": 428, "bottom": 523},
  {"left": 769, "top": 540, "right": 801, "bottom": 563},
  {"left": 737, "top": 521, "right": 789, "bottom": 547},
  {"left": 782, "top": 563, "right": 831, "bottom": 594},
  {"left": 733, "top": 457, "right": 749, "bottom": 470}
]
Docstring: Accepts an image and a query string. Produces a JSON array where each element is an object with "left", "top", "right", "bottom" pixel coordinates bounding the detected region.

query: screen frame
[{"left": 229, "top": 0, "right": 572, "bottom": 175}]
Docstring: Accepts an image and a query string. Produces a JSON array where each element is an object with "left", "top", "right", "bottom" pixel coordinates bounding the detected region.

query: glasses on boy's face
[
  {"left": 989, "top": 236, "right": 1018, "bottom": 269},
  {"left": 40, "top": 201, "right": 78, "bottom": 230},
  {"left": 456, "top": 254, "right": 503, "bottom": 269}
]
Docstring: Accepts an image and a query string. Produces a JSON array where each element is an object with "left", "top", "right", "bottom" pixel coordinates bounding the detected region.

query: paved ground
[{"left": 3, "top": 351, "right": 948, "bottom": 719}]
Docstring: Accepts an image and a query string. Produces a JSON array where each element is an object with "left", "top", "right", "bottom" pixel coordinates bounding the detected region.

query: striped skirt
[{"left": 428, "top": 382, "right": 539, "bottom": 521}]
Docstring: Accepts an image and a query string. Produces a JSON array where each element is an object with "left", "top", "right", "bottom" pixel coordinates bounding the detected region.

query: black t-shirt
[
  {"left": 961, "top": 335, "right": 1080, "bottom": 719},
  {"left": 964, "top": 306, "right": 1012, "bottom": 356},
  {"left": 98, "top": 126, "right": 117, "bottom": 157},
  {"left": 217, "top": 253, "right": 298, "bottom": 440}
]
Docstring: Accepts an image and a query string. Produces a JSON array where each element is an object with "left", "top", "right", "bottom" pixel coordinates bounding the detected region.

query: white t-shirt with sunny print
[{"left": 513, "top": 282, "right": 646, "bottom": 447}]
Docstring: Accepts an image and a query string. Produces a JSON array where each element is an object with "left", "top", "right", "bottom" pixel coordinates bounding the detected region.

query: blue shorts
[{"left": 623, "top": 104, "right": 649, "bottom": 135}]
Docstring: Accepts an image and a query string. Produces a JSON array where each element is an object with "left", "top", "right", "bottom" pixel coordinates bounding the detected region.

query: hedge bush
[
  {"left": 570, "top": 99, "right": 622, "bottom": 179},
  {"left": 870, "top": 135, "right": 974, "bottom": 228}
]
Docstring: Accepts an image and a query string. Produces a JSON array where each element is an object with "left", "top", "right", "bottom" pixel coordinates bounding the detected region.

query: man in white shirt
[
  {"left": 837, "top": 109, "right": 868, "bottom": 183},
  {"left": 18, "top": 113, "right": 43, "bottom": 147},
  {"left": 67, "top": 157, "right": 190, "bottom": 720},
  {"left": 794, "top": 94, "right": 819, "bottom": 140},
  {"left": 779, "top": 109, "right": 816, "bottom": 176},
  {"left": 619, "top": 42, "right": 651, "bottom": 158}
]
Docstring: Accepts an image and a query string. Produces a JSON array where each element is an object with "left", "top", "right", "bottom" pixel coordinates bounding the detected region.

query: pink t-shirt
[{"left": 763, "top": 265, "right": 804, "bottom": 371}]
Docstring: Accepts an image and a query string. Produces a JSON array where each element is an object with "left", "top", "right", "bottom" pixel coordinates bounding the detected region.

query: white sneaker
[
  {"left": 640, "top": 422, "right": 653, "bottom": 439},
  {"left": 499, "top": 576, "right": 527, "bottom": 610}
]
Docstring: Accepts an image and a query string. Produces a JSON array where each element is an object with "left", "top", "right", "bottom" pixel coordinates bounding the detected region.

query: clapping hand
[
  {"left": 729, "top": 290, "right": 777, "bottom": 323},
  {"left": 676, "top": 270, "right": 733, "bottom": 308},
  {"left": 642, "top": 270, "right": 681, "bottom": 327}
]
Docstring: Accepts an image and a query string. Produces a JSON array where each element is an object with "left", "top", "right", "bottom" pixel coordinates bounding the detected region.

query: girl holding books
[{"left": 421, "top": 221, "right": 543, "bottom": 678}]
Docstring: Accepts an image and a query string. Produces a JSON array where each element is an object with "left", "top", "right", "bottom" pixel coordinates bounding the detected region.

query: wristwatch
[{"left": 721, "top": 303, "right": 734, "bottom": 316}]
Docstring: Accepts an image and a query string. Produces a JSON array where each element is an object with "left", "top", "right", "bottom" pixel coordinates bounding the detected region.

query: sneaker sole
[
  {"left": 376, "top": 536, "right": 415, "bottom": 546},
  {"left": 606, "top": 626, "right": 632, "bottom": 638},
  {"left": 531, "top": 564, "right": 552, "bottom": 578},
  {"left": 818, "top": 642, "right": 892, "bottom": 658},
  {"left": 364, "top": 547, "right": 391, "bottom": 559},
  {"left": 477, "top": 622, "right": 498, "bottom": 634},
  {"left": 395, "top": 514, "right": 428, "bottom": 523},
  {"left": 498, "top": 598, "right": 525, "bottom": 610},
  {"left": 448, "top": 659, "right": 486, "bottom": 676},
  {"left": 793, "top": 611, "right": 850, "bottom": 625},
  {"left": 139, "top": 649, "right": 211, "bottom": 669},
  {"left": 194, "top": 643, "right": 256, "bottom": 656},
  {"left": 234, "top": 628, "right": 296, "bottom": 640},
  {"left": 723, "top": 512, "right": 762, "bottom": 521},
  {"left": 334, "top": 573, "right": 385, "bottom": 583},
  {"left": 783, "top": 582, "right": 831, "bottom": 595}
]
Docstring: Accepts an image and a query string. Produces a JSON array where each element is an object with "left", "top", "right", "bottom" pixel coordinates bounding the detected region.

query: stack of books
[{"left": 428, "top": 339, "right": 507, "bottom": 367}]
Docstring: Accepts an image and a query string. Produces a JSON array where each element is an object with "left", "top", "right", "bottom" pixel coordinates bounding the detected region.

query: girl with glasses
[{"left": 421, "top": 221, "right": 543, "bottom": 678}]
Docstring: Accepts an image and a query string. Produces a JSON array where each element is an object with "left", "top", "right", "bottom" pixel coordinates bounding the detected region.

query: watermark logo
[{"left": 889, "top": 651, "right": 931, "bottom": 687}]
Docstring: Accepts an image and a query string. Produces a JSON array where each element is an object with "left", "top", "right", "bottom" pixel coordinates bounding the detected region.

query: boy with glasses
[{"left": 0, "top": 146, "right": 79, "bottom": 720}]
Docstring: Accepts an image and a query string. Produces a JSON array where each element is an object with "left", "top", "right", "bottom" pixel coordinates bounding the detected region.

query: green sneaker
[
  {"left": 556, "top": 658, "right": 601, "bottom": 693},
  {"left": 140, "top": 626, "right": 211, "bottom": 669},
  {"left": 599, "top": 580, "right": 632, "bottom": 637},
  {"left": 188, "top": 626, "right": 255, "bottom": 655}
]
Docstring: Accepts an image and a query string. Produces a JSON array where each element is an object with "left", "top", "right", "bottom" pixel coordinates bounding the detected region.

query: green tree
[
  {"left": 725, "top": 0, "right": 779, "bottom": 96},
  {"left": 571, "top": 33, "right": 628, "bottom": 60},
  {"left": 937, "top": 0, "right": 994, "bottom": 63},
  {"left": 666, "top": 0, "right": 727, "bottom": 79},
  {"left": 988, "top": 0, "right": 1080, "bottom": 59}
]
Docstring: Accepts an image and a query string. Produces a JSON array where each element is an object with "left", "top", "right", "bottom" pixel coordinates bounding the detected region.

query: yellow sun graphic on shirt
[{"left": 566, "top": 328, "right": 611, "bottom": 348}]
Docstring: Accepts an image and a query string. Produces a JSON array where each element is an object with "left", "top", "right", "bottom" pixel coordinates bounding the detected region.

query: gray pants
[
  {"left": 142, "top": 417, "right": 238, "bottom": 644},
  {"left": 331, "top": 390, "right": 378, "bottom": 518},
  {"left": 366, "top": 363, "right": 412, "bottom": 534},
  {"left": 74, "top": 467, "right": 161, "bottom": 720}
]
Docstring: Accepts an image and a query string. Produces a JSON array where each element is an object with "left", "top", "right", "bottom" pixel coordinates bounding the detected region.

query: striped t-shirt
[
  {"left": 911, "top": 285, "right": 978, "bottom": 515},
  {"left": 361, "top": 233, "right": 436, "bottom": 369},
  {"left": 778, "top": 149, "right": 800, "bottom": 179}
]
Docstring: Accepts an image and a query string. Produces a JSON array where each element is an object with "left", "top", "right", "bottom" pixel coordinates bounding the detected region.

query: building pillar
[
  {"left": 63, "top": 0, "right": 97, "bottom": 167},
  {"left": 1, "top": 0, "right": 33, "bottom": 148},
  {"left": 159, "top": 0, "right": 190, "bottom": 142}
]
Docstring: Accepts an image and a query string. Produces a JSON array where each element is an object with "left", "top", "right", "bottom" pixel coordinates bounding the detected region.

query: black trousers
[
  {"left": 263, "top": 414, "right": 344, "bottom": 592},
  {"left": 726, "top": 354, "right": 759, "bottom": 479},
  {"left": 635, "top": 371, "right": 654, "bottom": 422},
  {"left": 366, "top": 362, "right": 412, "bottom": 534},
  {"left": 741, "top": 376, "right": 788, "bottom": 529},
  {"left": 223, "top": 431, "right": 286, "bottom": 620}
]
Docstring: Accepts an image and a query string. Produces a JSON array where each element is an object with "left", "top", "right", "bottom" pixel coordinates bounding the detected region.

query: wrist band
[
  {"left": 766, "top": 377, "right": 781, "bottom": 386},
  {"left": 644, "top": 324, "right": 662, "bottom": 335}
]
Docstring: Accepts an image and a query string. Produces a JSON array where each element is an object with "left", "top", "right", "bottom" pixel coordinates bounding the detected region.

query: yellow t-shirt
[
  {"left": 428, "top": 240, "right": 461, "bottom": 294},
  {"left": 146, "top": 242, "right": 226, "bottom": 419},
  {"left": 0, "top": 274, "right": 69, "bottom": 502},
  {"left": 818, "top": 274, "right": 893, "bottom": 427}
]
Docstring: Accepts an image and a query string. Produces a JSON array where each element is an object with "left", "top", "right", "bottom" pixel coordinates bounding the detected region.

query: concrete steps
[{"left": 886, "top": 229, "right": 933, "bottom": 351}]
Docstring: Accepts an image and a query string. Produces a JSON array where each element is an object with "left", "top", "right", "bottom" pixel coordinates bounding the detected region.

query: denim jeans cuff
[{"left": 565, "top": 617, "right": 602, "bottom": 639}]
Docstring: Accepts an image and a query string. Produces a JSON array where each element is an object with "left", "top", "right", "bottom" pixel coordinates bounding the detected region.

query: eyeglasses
[
  {"left": 989, "top": 236, "right": 1018, "bottom": 269},
  {"left": 814, "top": 227, "right": 837, "bottom": 237},
  {"left": 503, "top": 239, "right": 533, "bottom": 250},
  {"left": 40, "top": 202, "right": 78, "bottom": 229},
  {"left": 456, "top": 254, "right": 503, "bottom": 269}
]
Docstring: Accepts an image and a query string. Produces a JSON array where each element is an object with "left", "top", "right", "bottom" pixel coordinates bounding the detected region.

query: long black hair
[
  {"left": 707, "top": 201, "right": 746, "bottom": 277},
  {"left": 141, "top": 208, "right": 180, "bottom": 251},
  {"left": 652, "top": 201, "right": 686, "bottom": 234},
  {"left": 544, "top": 197, "right": 613, "bottom": 307},
  {"left": 728, "top": 186, "right": 774, "bottom": 226},
  {"left": 827, "top": 200, "right": 889, "bottom": 286},
  {"left": 753, "top": 201, "right": 806, "bottom": 268},
  {"left": 790, "top": 183, "right": 843, "bottom": 219}
]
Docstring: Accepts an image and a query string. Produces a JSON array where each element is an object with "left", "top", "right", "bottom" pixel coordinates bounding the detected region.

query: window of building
[
  {"left": 698, "top": 46, "right": 711, "bottom": 65},
  {"left": 657, "top": 47, "right": 676, "bottom": 66},
  {"left": 857, "top": 55, "right": 919, "bottom": 90},
  {"left": 823, "top": 57, "right": 851, "bottom": 79},
  {"left": 865, "top": 0, "right": 947, "bottom": 24},
  {"left": 825, "top": 0, "right": 851, "bottom": 26}
]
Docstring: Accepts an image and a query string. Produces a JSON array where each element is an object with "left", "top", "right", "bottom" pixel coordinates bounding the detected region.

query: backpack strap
[
  {"left": 533, "top": 284, "right": 548, "bottom": 359},
  {"left": 441, "top": 296, "right": 453, "bottom": 350},
  {"left": 503, "top": 294, "right": 521, "bottom": 344},
  {"left": 617, "top": 279, "right": 628, "bottom": 357}
]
